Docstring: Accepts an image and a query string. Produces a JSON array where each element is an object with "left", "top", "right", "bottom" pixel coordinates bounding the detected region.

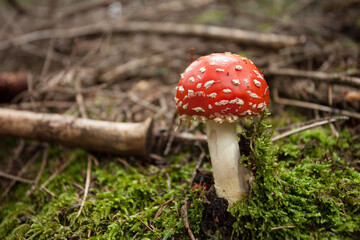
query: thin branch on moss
[
  {"left": 270, "top": 225, "right": 296, "bottom": 231},
  {"left": 181, "top": 200, "right": 196, "bottom": 240},
  {"left": 76, "top": 154, "right": 92, "bottom": 218},
  {"left": 0, "top": 150, "right": 41, "bottom": 200},
  {"left": 26, "top": 144, "right": 49, "bottom": 197},
  {"left": 0, "top": 170, "right": 34, "bottom": 184},
  {"left": 271, "top": 116, "right": 349, "bottom": 142},
  {"left": 138, "top": 217, "right": 161, "bottom": 239},
  {"left": 39, "top": 154, "right": 75, "bottom": 191}
]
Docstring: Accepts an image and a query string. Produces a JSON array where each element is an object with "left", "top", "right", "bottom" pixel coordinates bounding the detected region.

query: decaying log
[{"left": 0, "top": 108, "right": 153, "bottom": 158}]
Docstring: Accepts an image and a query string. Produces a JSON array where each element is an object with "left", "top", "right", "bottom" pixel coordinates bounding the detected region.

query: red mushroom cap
[{"left": 175, "top": 52, "right": 269, "bottom": 123}]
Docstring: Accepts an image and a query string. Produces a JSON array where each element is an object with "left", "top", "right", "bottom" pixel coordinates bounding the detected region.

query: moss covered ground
[{"left": 0, "top": 113, "right": 359, "bottom": 239}]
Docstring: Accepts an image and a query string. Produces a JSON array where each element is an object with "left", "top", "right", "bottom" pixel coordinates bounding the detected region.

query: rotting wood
[
  {"left": 0, "top": 21, "right": 303, "bottom": 51},
  {"left": 0, "top": 108, "right": 153, "bottom": 158}
]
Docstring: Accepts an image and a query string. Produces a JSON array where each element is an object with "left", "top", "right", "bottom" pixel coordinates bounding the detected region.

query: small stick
[
  {"left": 0, "top": 108, "right": 153, "bottom": 158},
  {"left": 0, "top": 170, "right": 34, "bottom": 184},
  {"left": 181, "top": 200, "right": 196, "bottom": 240},
  {"left": 271, "top": 116, "right": 348, "bottom": 142},
  {"left": 273, "top": 89, "right": 360, "bottom": 119},
  {"left": 0, "top": 150, "right": 41, "bottom": 200},
  {"left": 26, "top": 145, "right": 49, "bottom": 196},
  {"left": 39, "top": 155, "right": 74, "bottom": 190},
  {"left": 266, "top": 68, "right": 360, "bottom": 88},
  {"left": 76, "top": 154, "right": 92, "bottom": 218},
  {"left": 271, "top": 225, "right": 296, "bottom": 231}
]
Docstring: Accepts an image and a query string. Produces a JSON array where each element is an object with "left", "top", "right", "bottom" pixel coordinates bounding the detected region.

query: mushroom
[{"left": 175, "top": 52, "right": 269, "bottom": 205}]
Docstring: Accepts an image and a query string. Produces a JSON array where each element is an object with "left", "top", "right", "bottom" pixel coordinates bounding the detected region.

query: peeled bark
[{"left": 0, "top": 108, "right": 153, "bottom": 158}]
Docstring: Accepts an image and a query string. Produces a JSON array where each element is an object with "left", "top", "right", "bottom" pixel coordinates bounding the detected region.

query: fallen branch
[
  {"left": 273, "top": 89, "right": 360, "bottom": 119},
  {"left": 0, "top": 108, "right": 153, "bottom": 158},
  {"left": 266, "top": 68, "right": 360, "bottom": 88},
  {"left": 0, "top": 21, "right": 303, "bottom": 51}
]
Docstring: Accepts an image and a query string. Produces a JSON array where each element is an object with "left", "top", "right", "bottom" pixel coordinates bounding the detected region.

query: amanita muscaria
[{"left": 175, "top": 52, "right": 269, "bottom": 205}]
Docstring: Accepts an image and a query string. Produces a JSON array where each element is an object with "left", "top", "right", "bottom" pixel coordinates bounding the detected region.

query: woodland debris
[
  {"left": 0, "top": 108, "right": 153, "bottom": 158},
  {"left": 273, "top": 89, "right": 360, "bottom": 119},
  {"left": 0, "top": 21, "right": 303, "bottom": 51},
  {"left": 266, "top": 68, "right": 360, "bottom": 88}
]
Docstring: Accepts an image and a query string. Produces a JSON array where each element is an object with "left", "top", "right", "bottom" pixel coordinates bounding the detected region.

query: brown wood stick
[
  {"left": 0, "top": 108, "right": 153, "bottom": 158},
  {"left": 273, "top": 90, "right": 360, "bottom": 119},
  {"left": 0, "top": 170, "right": 34, "bottom": 184},
  {"left": 0, "top": 21, "right": 303, "bottom": 51},
  {"left": 266, "top": 68, "right": 360, "bottom": 88}
]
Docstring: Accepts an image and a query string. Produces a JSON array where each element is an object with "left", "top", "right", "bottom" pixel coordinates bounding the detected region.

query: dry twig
[
  {"left": 271, "top": 116, "right": 349, "bottom": 142},
  {"left": 266, "top": 68, "right": 360, "bottom": 88},
  {"left": 76, "top": 154, "right": 92, "bottom": 218},
  {"left": 0, "top": 170, "right": 34, "bottom": 184},
  {"left": 273, "top": 89, "right": 360, "bottom": 119},
  {"left": 0, "top": 150, "right": 41, "bottom": 200},
  {"left": 26, "top": 145, "right": 49, "bottom": 197}
]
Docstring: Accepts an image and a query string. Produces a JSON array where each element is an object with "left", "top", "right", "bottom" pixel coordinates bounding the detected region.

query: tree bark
[{"left": 0, "top": 108, "right": 153, "bottom": 158}]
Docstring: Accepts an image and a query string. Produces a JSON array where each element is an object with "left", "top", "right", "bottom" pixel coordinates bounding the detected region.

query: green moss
[
  {"left": 230, "top": 112, "right": 360, "bottom": 239},
  {"left": 1, "top": 112, "right": 359, "bottom": 239},
  {"left": 0, "top": 148, "right": 200, "bottom": 239}
]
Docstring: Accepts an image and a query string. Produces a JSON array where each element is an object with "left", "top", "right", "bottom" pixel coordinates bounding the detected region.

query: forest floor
[{"left": 0, "top": 0, "right": 360, "bottom": 239}]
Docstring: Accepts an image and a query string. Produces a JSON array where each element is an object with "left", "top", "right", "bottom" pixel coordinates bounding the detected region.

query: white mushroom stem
[{"left": 205, "top": 119, "right": 250, "bottom": 205}]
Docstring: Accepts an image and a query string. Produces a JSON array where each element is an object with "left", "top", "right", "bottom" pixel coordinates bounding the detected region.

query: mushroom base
[{"left": 205, "top": 120, "right": 250, "bottom": 205}]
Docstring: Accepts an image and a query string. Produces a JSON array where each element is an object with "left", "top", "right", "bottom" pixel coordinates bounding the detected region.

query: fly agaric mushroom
[{"left": 175, "top": 52, "right": 269, "bottom": 205}]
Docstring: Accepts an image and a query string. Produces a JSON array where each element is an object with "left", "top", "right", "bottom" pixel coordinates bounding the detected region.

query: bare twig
[
  {"left": 39, "top": 155, "right": 75, "bottom": 190},
  {"left": 0, "top": 170, "right": 34, "bottom": 184},
  {"left": 266, "top": 68, "right": 360, "bottom": 88},
  {"left": 0, "top": 21, "right": 303, "bottom": 51},
  {"left": 0, "top": 150, "right": 41, "bottom": 200},
  {"left": 181, "top": 199, "right": 196, "bottom": 240},
  {"left": 26, "top": 145, "right": 49, "bottom": 197},
  {"left": 76, "top": 154, "right": 92, "bottom": 218},
  {"left": 271, "top": 116, "right": 348, "bottom": 142},
  {"left": 273, "top": 89, "right": 360, "bottom": 119},
  {"left": 271, "top": 225, "right": 296, "bottom": 231}
]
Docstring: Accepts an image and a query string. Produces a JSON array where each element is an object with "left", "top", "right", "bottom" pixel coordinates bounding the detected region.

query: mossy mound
[
  {"left": 231, "top": 114, "right": 360, "bottom": 239},
  {"left": 0, "top": 114, "right": 359, "bottom": 239}
]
